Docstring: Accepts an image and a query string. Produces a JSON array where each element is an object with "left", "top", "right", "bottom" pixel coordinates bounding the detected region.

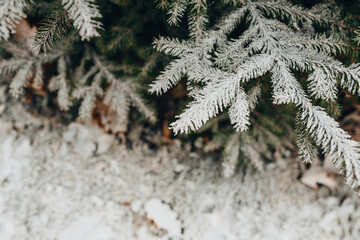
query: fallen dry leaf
[
  {"left": 93, "top": 99, "right": 128, "bottom": 135},
  {"left": 301, "top": 165, "right": 338, "bottom": 191},
  {"left": 13, "top": 19, "right": 37, "bottom": 40},
  {"left": 13, "top": 18, "right": 37, "bottom": 51},
  {"left": 162, "top": 122, "right": 173, "bottom": 144}
]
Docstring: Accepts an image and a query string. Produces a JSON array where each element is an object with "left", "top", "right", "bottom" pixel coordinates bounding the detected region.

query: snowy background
[{"left": 0, "top": 103, "right": 360, "bottom": 240}]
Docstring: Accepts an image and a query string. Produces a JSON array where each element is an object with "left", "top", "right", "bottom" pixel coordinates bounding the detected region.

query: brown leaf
[
  {"left": 301, "top": 165, "right": 338, "bottom": 191},
  {"left": 13, "top": 19, "right": 37, "bottom": 52},
  {"left": 13, "top": 19, "right": 37, "bottom": 41},
  {"left": 162, "top": 122, "right": 173, "bottom": 144},
  {"left": 93, "top": 99, "right": 128, "bottom": 135}
]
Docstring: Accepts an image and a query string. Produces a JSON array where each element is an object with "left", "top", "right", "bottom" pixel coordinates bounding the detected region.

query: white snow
[
  {"left": 0, "top": 117, "right": 359, "bottom": 240},
  {"left": 63, "top": 123, "right": 115, "bottom": 157},
  {"left": 144, "top": 199, "right": 182, "bottom": 237},
  {"left": 57, "top": 215, "right": 117, "bottom": 240}
]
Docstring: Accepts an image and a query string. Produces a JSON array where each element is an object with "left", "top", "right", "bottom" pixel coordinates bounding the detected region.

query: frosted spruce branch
[
  {"left": 61, "top": 0, "right": 103, "bottom": 40},
  {"left": 48, "top": 56, "right": 70, "bottom": 110},
  {"left": 33, "top": 8, "right": 73, "bottom": 53},
  {"left": 151, "top": 0, "right": 360, "bottom": 189},
  {"left": 29, "top": 0, "right": 102, "bottom": 53},
  {"left": 73, "top": 52, "right": 156, "bottom": 122},
  {"left": 0, "top": 41, "right": 63, "bottom": 97}
]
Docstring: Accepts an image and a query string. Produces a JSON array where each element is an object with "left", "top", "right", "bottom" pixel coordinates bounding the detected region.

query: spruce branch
[
  {"left": 33, "top": 8, "right": 72, "bottom": 53},
  {"left": 73, "top": 52, "right": 156, "bottom": 122},
  {"left": 155, "top": 0, "right": 170, "bottom": 10},
  {"left": 107, "top": 27, "right": 134, "bottom": 52},
  {"left": 222, "top": 133, "right": 241, "bottom": 178},
  {"left": 152, "top": 0, "right": 360, "bottom": 190},
  {"left": 61, "top": 0, "right": 103, "bottom": 40},
  {"left": 168, "top": 0, "right": 188, "bottom": 26},
  {"left": 48, "top": 56, "right": 70, "bottom": 110},
  {"left": 355, "top": 29, "right": 360, "bottom": 45},
  {"left": 0, "top": 41, "right": 64, "bottom": 98},
  {"left": 295, "top": 115, "right": 318, "bottom": 164},
  {"left": 188, "top": 0, "right": 208, "bottom": 42}
]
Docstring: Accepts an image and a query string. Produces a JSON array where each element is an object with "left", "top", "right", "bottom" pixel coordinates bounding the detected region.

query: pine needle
[{"left": 32, "top": 8, "right": 72, "bottom": 53}]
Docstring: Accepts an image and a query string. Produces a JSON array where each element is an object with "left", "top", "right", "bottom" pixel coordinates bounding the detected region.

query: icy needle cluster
[{"left": 150, "top": 0, "right": 360, "bottom": 190}]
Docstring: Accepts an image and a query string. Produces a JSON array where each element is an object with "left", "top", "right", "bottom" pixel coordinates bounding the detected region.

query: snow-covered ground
[{"left": 0, "top": 106, "right": 360, "bottom": 240}]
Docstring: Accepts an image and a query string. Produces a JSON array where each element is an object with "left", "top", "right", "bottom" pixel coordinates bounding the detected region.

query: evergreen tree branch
[
  {"left": 61, "top": 0, "right": 103, "bottom": 40},
  {"left": 33, "top": 8, "right": 72, "bottom": 53}
]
